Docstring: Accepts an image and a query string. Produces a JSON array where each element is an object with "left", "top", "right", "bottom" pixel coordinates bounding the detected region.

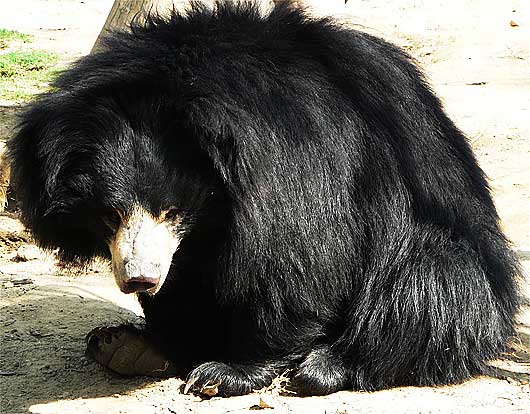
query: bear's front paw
[
  {"left": 184, "top": 361, "right": 263, "bottom": 397},
  {"left": 86, "top": 325, "right": 177, "bottom": 377}
]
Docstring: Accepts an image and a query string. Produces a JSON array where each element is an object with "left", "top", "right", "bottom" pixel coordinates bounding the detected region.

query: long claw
[{"left": 183, "top": 376, "right": 198, "bottom": 394}]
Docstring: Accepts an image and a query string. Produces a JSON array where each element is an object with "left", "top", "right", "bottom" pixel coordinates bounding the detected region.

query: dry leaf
[
  {"left": 255, "top": 370, "right": 293, "bottom": 396},
  {"left": 200, "top": 381, "right": 221, "bottom": 397},
  {"left": 258, "top": 394, "right": 276, "bottom": 409},
  {"left": 509, "top": 20, "right": 519, "bottom": 27}
]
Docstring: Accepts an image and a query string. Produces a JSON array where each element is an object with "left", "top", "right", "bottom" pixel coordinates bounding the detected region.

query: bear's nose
[{"left": 121, "top": 277, "right": 159, "bottom": 293}]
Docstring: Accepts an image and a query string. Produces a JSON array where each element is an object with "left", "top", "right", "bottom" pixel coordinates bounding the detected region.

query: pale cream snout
[{"left": 109, "top": 207, "right": 182, "bottom": 294}]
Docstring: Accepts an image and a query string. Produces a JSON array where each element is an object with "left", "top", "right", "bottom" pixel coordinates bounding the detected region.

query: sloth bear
[{"left": 8, "top": 1, "right": 519, "bottom": 397}]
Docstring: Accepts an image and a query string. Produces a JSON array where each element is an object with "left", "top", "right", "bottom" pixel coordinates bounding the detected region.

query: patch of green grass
[
  {"left": 0, "top": 51, "right": 59, "bottom": 102},
  {"left": 0, "top": 50, "right": 57, "bottom": 77},
  {"left": 0, "top": 28, "right": 32, "bottom": 49},
  {"left": 0, "top": 29, "right": 59, "bottom": 102}
]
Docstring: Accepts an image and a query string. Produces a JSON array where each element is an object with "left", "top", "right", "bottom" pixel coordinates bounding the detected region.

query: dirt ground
[{"left": 1, "top": 1, "right": 529, "bottom": 413}]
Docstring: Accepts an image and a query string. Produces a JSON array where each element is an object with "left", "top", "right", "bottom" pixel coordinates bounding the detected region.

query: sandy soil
[{"left": 0, "top": 1, "right": 529, "bottom": 413}]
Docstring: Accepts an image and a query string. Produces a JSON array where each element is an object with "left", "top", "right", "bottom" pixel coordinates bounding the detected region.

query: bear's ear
[
  {"left": 7, "top": 100, "right": 106, "bottom": 265},
  {"left": 195, "top": 124, "right": 238, "bottom": 186},
  {"left": 10, "top": 101, "right": 87, "bottom": 212},
  {"left": 8, "top": 102, "right": 55, "bottom": 229},
  {"left": 183, "top": 100, "right": 267, "bottom": 189},
  {"left": 182, "top": 104, "right": 238, "bottom": 185}
]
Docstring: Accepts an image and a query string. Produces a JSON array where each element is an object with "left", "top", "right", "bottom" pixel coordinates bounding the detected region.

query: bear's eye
[
  {"left": 102, "top": 210, "right": 122, "bottom": 232},
  {"left": 164, "top": 206, "right": 180, "bottom": 222}
]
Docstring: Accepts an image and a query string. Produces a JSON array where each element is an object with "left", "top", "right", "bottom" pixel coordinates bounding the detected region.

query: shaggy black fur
[{"left": 8, "top": 2, "right": 519, "bottom": 396}]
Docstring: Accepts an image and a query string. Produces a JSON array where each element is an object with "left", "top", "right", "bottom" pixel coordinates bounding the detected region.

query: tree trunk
[{"left": 91, "top": 0, "right": 178, "bottom": 53}]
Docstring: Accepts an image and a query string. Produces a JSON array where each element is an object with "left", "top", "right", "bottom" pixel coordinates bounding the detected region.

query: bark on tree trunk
[{"left": 91, "top": 0, "right": 177, "bottom": 53}]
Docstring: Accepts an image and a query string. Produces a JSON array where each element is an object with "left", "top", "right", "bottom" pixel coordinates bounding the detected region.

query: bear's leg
[
  {"left": 288, "top": 346, "right": 350, "bottom": 396},
  {"left": 336, "top": 231, "right": 518, "bottom": 390},
  {"left": 184, "top": 360, "right": 286, "bottom": 397},
  {"left": 85, "top": 325, "right": 179, "bottom": 377},
  {"left": 184, "top": 346, "right": 351, "bottom": 397}
]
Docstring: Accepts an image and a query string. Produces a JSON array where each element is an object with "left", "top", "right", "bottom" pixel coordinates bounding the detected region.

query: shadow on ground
[{"left": 0, "top": 282, "right": 163, "bottom": 413}]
